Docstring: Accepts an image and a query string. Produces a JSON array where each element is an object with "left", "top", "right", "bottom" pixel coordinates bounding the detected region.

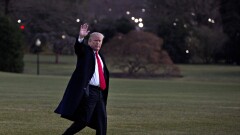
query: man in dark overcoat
[{"left": 54, "top": 23, "right": 110, "bottom": 135}]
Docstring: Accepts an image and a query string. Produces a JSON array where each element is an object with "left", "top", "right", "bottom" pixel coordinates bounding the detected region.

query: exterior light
[
  {"left": 139, "top": 18, "right": 143, "bottom": 22},
  {"left": 76, "top": 19, "right": 80, "bottom": 22},
  {"left": 35, "top": 38, "right": 41, "bottom": 75},
  {"left": 17, "top": 19, "right": 21, "bottom": 23},
  {"left": 208, "top": 18, "right": 211, "bottom": 22},
  {"left": 173, "top": 22, "right": 177, "bottom": 26},
  {"left": 62, "top": 35, "right": 66, "bottom": 39},
  {"left": 126, "top": 11, "right": 130, "bottom": 15},
  {"left": 20, "top": 25, "right": 25, "bottom": 30},
  {"left": 138, "top": 23, "right": 144, "bottom": 28},
  {"left": 186, "top": 50, "right": 189, "bottom": 54},
  {"left": 142, "top": 8, "right": 145, "bottom": 12},
  {"left": 134, "top": 19, "right": 139, "bottom": 23},
  {"left": 108, "top": 8, "right": 112, "bottom": 12},
  {"left": 208, "top": 18, "right": 215, "bottom": 23},
  {"left": 36, "top": 38, "right": 41, "bottom": 47}
]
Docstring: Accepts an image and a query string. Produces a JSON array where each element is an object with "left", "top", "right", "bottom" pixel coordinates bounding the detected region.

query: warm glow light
[
  {"left": 208, "top": 18, "right": 215, "bottom": 23},
  {"left": 76, "top": 19, "right": 80, "bottom": 22},
  {"left": 36, "top": 39, "right": 41, "bottom": 46},
  {"left": 134, "top": 19, "right": 139, "bottom": 23},
  {"left": 20, "top": 25, "right": 25, "bottom": 30},
  {"left": 138, "top": 23, "right": 144, "bottom": 28}
]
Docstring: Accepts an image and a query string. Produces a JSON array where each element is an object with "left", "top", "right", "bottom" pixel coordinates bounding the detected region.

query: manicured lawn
[{"left": 0, "top": 54, "right": 239, "bottom": 135}]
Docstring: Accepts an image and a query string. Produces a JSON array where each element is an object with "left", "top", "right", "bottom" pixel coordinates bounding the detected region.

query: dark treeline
[{"left": 0, "top": 0, "right": 239, "bottom": 65}]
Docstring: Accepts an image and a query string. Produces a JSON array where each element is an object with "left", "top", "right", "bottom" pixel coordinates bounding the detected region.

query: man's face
[{"left": 88, "top": 35, "right": 103, "bottom": 51}]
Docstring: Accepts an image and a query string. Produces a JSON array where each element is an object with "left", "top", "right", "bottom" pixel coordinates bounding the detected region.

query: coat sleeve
[{"left": 74, "top": 38, "right": 87, "bottom": 56}]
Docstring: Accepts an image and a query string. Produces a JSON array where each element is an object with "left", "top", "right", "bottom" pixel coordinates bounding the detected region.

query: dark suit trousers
[{"left": 63, "top": 86, "right": 107, "bottom": 135}]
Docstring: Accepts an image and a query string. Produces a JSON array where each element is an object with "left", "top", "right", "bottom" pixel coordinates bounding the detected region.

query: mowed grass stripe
[{"left": 0, "top": 69, "right": 240, "bottom": 134}]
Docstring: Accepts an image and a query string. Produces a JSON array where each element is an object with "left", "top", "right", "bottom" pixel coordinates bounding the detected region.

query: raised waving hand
[{"left": 79, "top": 23, "right": 90, "bottom": 39}]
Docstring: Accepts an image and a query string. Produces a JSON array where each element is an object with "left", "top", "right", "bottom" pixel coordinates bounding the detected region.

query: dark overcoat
[{"left": 54, "top": 38, "right": 109, "bottom": 128}]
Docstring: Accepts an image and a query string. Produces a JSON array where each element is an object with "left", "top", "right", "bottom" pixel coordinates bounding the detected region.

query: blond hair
[{"left": 89, "top": 32, "right": 104, "bottom": 40}]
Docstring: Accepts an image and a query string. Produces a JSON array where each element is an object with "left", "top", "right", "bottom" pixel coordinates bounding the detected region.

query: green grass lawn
[{"left": 0, "top": 54, "right": 239, "bottom": 135}]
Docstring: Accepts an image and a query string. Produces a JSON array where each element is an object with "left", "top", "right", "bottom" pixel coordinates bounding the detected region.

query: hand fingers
[
  {"left": 79, "top": 23, "right": 90, "bottom": 36},
  {"left": 80, "top": 23, "right": 88, "bottom": 30}
]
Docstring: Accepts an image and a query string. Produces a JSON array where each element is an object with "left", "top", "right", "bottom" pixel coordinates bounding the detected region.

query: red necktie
[{"left": 96, "top": 52, "right": 106, "bottom": 90}]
